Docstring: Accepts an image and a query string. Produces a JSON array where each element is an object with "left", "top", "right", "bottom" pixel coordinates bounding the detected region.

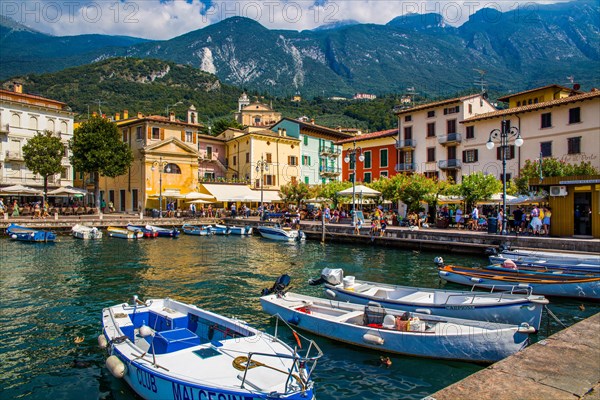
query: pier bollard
[
  {"left": 3, "top": 213, "right": 7, "bottom": 220},
  {"left": 54, "top": 212, "right": 58, "bottom": 221},
  {"left": 139, "top": 211, "right": 143, "bottom": 220},
  {"left": 99, "top": 213, "right": 103, "bottom": 220}
]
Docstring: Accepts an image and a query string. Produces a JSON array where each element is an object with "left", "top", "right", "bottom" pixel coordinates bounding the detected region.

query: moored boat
[
  {"left": 211, "top": 224, "right": 231, "bottom": 235},
  {"left": 99, "top": 296, "right": 322, "bottom": 400},
  {"left": 127, "top": 224, "right": 158, "bottom": 238},
  {"left": 182, "top": 224, "right": 213, "bottom": 236},
  {"left": 438, "top": 264, "right": 600, "bottom": 300},
  {"left": 260, "top": 289, "right": 533, "bottom": 363},
  {"left": 257, "top": 225, "right": 305, "bottom": 242},
  {"left": 310, "top": 268, "right": 548, "bottom": 331},
  {"left": 145, "top": 224, "right": 180, "bottom": 238},
  {"left": 108, "top": 226, "right": 143, "bottom": 239},
  {"left": 6, "top": 223, "right": 56, "bottom": 242},
  {"left": 72, "top": 224, "right": 102, "bottom": 240},
  {"left": 228, "top": 225, "right": 253, "bottom": 236},
  {"left": 488, "top": 248, "right": 600, "bottom": 273}
]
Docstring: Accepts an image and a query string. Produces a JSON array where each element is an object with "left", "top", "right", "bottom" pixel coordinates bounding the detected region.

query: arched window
[
  {"left": 11, "top": 113, "right": 20, "bottom": 127},
  {"left": 29, "top": 116, "right": 38, "bottom": 130},
  {"left": 47, "top": 119, "right": 55, "bottom": 132},
  {"left": 60, "top": 121, "right": 68, "bottom": 133},
  {"left": 165, "top": 163, "right": 181, "bottom": 174}
]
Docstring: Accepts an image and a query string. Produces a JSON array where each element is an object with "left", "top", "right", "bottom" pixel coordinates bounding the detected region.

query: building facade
[
  {"left": 271, "top": 118, "right": 352, "bottom": 185},
  {"left": 98, "top": 107, "right": 203, "bottom": 212},
  {"left": 233, "top": 93, "right": 282, "bottom": 127},
  {"left": 0, "top": 84, "right": 74, "bottom": 190},
  {"left": 337, "top": 129, "right": 398, "bottom": 184}
]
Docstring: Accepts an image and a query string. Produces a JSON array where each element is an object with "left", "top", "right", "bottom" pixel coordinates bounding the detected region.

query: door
[
  {"left": 574, "top": 192, "right": 592, "bottom": 236},
  {"left": 120, "top": 190, "right": 126, "bottom": 212}
]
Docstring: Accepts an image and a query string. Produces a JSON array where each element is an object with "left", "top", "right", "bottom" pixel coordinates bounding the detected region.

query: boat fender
[
  {"left": 415, "top": 308, "right": 432, "bottom": 315},
  {"left": 470, "top": 277, "right": 482, "bottom": 283},
  {"left": 518, "top": 283, "right": 531, "bottom": 288},
  {"left": 106, "top": 355, "right": 127, "bottom": 378},
  {"left": 517, "top": 323, "right": 535, "bottom": 334},
  {"left": 362, "top": 333, "right": 384, "bottom": 345},
  {"left": 11, "top": 234, "right": 17, "bottom": 240},
  {"left": 139, "top": 325, "right": 154, "bottom": 338},
  {"left": 439, "top": 271, "right": 449, "bottom": 276},
  {"left": 288, "top": 315, "right": 300, "bottom": 325},
  {"left": 324, "top": 289, "right": 336, "bottom": 299},
  {"left": 97, "top": 334, "right": 108, "bottom": 349}
]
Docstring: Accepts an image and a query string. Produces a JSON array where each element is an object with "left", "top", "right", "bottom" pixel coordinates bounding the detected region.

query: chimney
[
  {"left": 115, "top": 113, "right": 120, "bottom": 121},
  {"left": 310, "top": 118, "right": 315, "bottom": 124},
  {"left": 13, "top": 82, "right": 23, "bottom": 93},
  {"left": 137, "top": 112, "right": 143, "bottom": 119},
  {"left": 278, "top": 128, "right": 283, "bottom": 136},
  {"left": 282, "top": 129, "right": 287, "bottom": 136},
  {"left": 169, "top": 111, "right": 175, "bottom": 122},
  {"left": 123, "top": 110, "right": 129, "bottom": 119}
]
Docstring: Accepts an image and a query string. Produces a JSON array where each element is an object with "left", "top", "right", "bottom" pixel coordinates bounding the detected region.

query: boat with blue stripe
[
  {"left": 99, "top": 297, "right": 322, "bottom": 400},
  {"left": 145, "top": 225, "right": 180, "bottom": 238},
  {"left": 257, "top": 225, "right": 305, "bottom": 242},
  {"left": 182, "top": 224, "right": 213, "bottom": 236},
  {"left": 6, "top": 223, "right": 56, "bottom": 242}
]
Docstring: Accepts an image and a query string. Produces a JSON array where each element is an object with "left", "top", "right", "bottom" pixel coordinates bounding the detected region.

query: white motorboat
[
  {"left": 72, "top": 224, "right": 102, "bottom": 240},
  {"left": 257, "top": 225, "right": 305, "bottom": 242}
]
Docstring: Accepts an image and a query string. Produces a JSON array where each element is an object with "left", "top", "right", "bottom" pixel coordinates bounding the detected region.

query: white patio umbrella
[
  {"left": 183, "top": 191, "right": 215, "bottom": 200},
  {"left": 477, "top": 193, "right": 517, "bottom": 205},
  {"left": 47, "top": 186, "right": 88, "bottom": 196},
  {"left": 0, "top": 184, "right": 43, "bottom": 195},
  {"left": 187, "top": 199, "right": 215, "bottom": 204},
  {"left": 337, "top": 185, "right": 381, "bottom": 197}
]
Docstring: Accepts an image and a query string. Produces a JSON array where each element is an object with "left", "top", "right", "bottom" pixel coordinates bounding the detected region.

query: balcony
[
  {"left": 395, "top": 163, "right": 416, "bottom": 172},
  {"left": 5, "top": 150, "right": 24, "bottom": 161},
  {"left": 319, "top": 166, "right": 341, "bottom": 177},
  {"left": 320, "top": 147, "right": 341, "bottom": 157},
  {"left": 395, "top": 139, "right": 417, "bottom": 149},
  {"left": 438, "top": 133, "right": 462, "bottom": 145},
  {"left": 438, "top": 159, "right": 462, "bottom": 169}
]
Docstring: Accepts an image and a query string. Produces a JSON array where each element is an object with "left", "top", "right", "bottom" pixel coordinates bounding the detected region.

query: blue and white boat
[
  {"left": 260, "top": 291, "right": 534, "bottom": 363},
  {"left": 212, "top": 224, "right": 231, "bottom": 235},
  {"left": 182, "top": 224, "right": 213, "bottom": 236},
  {"left": 145, "top": 225, "right": 180, "bottom": 238},
  {"left": 6, "top": 223, "right": 56, "bottom": 242},
  {"left": 311, "top": 268, "right": 548, "bottom": 331},
  {"left": 99, "top": 297, "right": 322, "bottom": 400},
  {"left": 257, "top": 225, "right": 305, "bottom": 242},
  {"left": 228, "top": 225, "right": 253, "bottom": 236},
  {"left": 72, "top": 224, "right": 102, "bottom": 240},
  {"left": 108, "top": 226, "right": 143, "bottom": 239},
  {"left": 127, "top": 224, "right": 158, "bottom": 238},
  {"left": 489, "top": 248, "right": 600, "bottom": 274},
  {"left": 439, "top": 264, "right": 600, "bottom": 300}
]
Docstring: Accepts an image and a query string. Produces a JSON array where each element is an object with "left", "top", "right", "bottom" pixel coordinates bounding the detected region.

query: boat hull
[
  {"left": 72, "top": 224, "right": 102, "bottom": 240},
  {"left": 182, "top": 224, "right": 212, "bottom": 236},
  {"left": 108, "top": 227, "right": 143, "bottom": 239},
  {"left": 257, "top": 226, "right": 304, "bottom": 242},
  {"left": 489, "top": 255, "right": 599, "bottom": 274},
  {"left": 6, "top": 223, "right": 56, "bottom": 242},
  {"left": 212, "top": 224, "right": 231, "bottom": 235},
  {"left": 326, "top": 283, "right": 546, "bottom": 331},
  {"left": 229, "top": 226, "right": 253, "bottom": 235},
  {"left": 260, "top": 293, "right": 529, "bottom": 363},
  {"left": 146, "top": 225, "right": 180, "bottom": 237},
  {"left": 439, "top": 266, "right": 600, "bottom": 300}
]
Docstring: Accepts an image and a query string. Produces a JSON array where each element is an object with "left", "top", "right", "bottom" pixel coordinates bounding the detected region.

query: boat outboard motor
[
  {"left": 308, "top": 268, "right": 344, "bottom": 286},
  {"left": 261, "top": 274, "right": 291, "bottom": 296},
  {"left": 433, "top": 257, "right": 445, "bottom": 268}
]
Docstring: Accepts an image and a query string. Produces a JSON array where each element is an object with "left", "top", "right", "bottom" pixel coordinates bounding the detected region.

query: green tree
[
  {"left": 279, "top": 182, "right": 314, "bottom": 208},
  {"left": 69, "top": 117, "right": 133, "bottom": 211},
  {"left": 211, "top": 118, "right": 244, "bottom": 135},
  {"left": 396, "top": 174, "right": 437, "bottom": 213},
  {"left": 514, "top": 158, "right": 599, "bottom": 194},
  {"left": 315, "top": 181, "right": 352, "bottom": 209},
  {"left": 22, "top": 130, "right": 65, "bottom": 204},
  {"left": 459, "top": 172, "right": 502, "bottom": 211}
]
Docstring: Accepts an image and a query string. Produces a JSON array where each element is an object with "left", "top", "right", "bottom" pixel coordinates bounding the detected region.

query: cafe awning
[
  {"left": 200, "top": 184, "right": 256, "bottom": 202},
  {"left": 0, "top": 184, "right": 43, "bottom": 195}
]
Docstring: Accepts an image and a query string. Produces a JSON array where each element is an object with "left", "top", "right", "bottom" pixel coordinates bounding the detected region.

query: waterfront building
[
  {"left": 395, "top": 93, "right": 496, "bottom": 183},
  {"left": 271, "top": 118, "right": 353, "bottom": 185},
  {"left": 0, "top": 83, "right": 74, "bottom": 190},
  {"left": 336, "top": 129, "right": 399, "bottom": 183},
  {"left": 98, "top": 107, "right": 203, "bottom": 212},
  {"left": 233, "top": 93, "right": 281, "bottom": 127},
  {"left": 217, "top": 126, "right": 300, "bottom": 191},
  {"left": 462, "top": 88, "right": 600, "bottom": 182}
]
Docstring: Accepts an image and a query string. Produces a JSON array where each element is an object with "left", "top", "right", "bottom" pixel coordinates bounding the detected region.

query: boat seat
[
  {"left": 332, "top": 310, "right": 364, "bottom": 322},
  {"left": 398, "top": 292, "right": 433, "bottom": 303},
  {"left": 151, "top": 328, "right": 201, "bottom": 354}
]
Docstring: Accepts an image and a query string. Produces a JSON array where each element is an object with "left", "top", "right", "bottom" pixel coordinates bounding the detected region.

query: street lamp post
[
  {"left": 344, "top": 141, "right": 365, "bottom": 226},
  {"left": 256, "top": 155, "right": 269, "bottom": 221},
  {"left": 151, "top": 157, "right": 170, "bottom": 218},
  {"left": 486, "top": 119, "right": 524, "bottom": 235}
]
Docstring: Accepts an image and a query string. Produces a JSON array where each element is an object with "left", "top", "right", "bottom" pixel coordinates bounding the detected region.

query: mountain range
[{"left": 1, "top": 1, "right": 599, "bottom": 97}]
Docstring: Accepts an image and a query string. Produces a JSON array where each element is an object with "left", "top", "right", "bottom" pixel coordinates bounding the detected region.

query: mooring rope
[{"left": 545, "top": 305, "right": 568, "bottom": 329}]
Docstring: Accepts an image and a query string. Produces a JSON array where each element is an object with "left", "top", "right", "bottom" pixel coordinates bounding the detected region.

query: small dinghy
[
  {"left": 182, "top": 224, "right": 213, "bottom": 236},
  {"left": 228, "top": 225, "right": 253, "bottom": 236},
  {"left": 72, "top": 224, "right": 102, "bottom": 240},
  {"left": 260, "top": 277, "right": 534, "bottom": 363},
  {"left": 257, "top": 225, "right": 305, "bottom": 242},
  {"left": 6, "top": 223, "right": 56, "bottom": 242},
  {"left": 107, "top": 226, "right": 143, "bottom": 239},
  {"left": 309, "top": 267, "right": 548, "bottom": 331},
  {"left": 127, "top": 224, "right": 158, "bottom": 238},
  {"left": 211, "top": 224, "right": 231, "bottom": 235},
  {"left": 99, "top": 296, "right": 322, "bottom": 400},
  {"left": 145, "top": 225, "right": 180, "bottom": 238},
  {"left": 488, "top": 247, "right": 600, "bottom": 273}
]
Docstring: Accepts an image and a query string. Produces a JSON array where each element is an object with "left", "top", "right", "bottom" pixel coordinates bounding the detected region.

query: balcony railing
[
  {"left": 319, "top": 147, "right": 341, "bottom": 157},
  {"left": 395, "top": 139, "right": 417, "bottom": 149},
  {"left": 5, "top": 150, "right": 24, "bottom": 160},
  {"left": 438, "top": 133, "right": 462, "bottom": 145},
  {"left": 319, "top": 166, "right": 341, "bottom": 176},
  {"left": 438, "top": 159, "right": 462, "bottom": 169},
  {"left": 395, "top": 163, "right": 416, "bottom": 172}
]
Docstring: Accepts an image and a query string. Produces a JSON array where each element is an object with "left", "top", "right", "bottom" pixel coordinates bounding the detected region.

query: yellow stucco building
[{"left": 98, "top": 107, "right": 202, "bottom": 213}]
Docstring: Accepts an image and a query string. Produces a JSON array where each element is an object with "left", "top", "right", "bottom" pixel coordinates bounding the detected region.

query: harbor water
[{"left": 0, "top": 234, "right": 597, "bottom": 399}]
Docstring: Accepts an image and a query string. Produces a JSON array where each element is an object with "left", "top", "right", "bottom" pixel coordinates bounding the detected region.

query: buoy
[
  {"left": 98, "top": 334, "right": 108, "bottom": 349},
  {"left": 324, "top": 289, "right": 336, "bottom": 299},
  {"left": 362, "top": 333, "right": 384, "bottom": 345},
  {"left": 106, "top": 355, "right": 127, "bottom": 378}
]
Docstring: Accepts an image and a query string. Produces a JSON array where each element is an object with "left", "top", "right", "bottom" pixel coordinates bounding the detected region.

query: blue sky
[{"left": 1, "top": 0, "right": 566, "bottom": 40}]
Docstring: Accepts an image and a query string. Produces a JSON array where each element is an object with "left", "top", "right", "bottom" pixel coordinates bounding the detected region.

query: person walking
[
  {"left": 530, "top": 205, "right": 542, "bottom": 235},
  {"left": 470, "top": 206, "right": 479, "bottom": 230},
  {"left": 542, "top": 207, "right": 552, "bottom": 236}
]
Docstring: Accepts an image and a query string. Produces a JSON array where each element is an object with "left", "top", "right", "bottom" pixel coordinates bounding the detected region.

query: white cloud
[{"left": 0, "top": 0, "right": 567, "bottom": 40}]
